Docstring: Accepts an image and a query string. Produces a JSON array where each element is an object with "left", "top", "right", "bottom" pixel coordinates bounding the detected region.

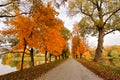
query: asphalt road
[{"left": 37, "top": 58, "right": 103, "bottom": 80}]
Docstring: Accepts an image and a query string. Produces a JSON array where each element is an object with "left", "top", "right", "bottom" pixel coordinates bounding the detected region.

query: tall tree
[
  {"left": 30, "top": 2, "right": 67, "bottom": 63},
  {"left": 60, "top": 27, "right": 71, "bottom": 58},
  {"left": 68, "top": 0, "right": 120, "bottom": 62},
  {"left": 72, "top": 35, "right": 87, "bottom": 58},
  {"left": 1, "top": 14, "right": 40, "bottom": 70}
]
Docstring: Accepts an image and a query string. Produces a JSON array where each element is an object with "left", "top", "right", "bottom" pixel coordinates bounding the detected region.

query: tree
[
  {"left": 72, "top": 23, "right": 88, "bottom": 58},
  {"left": 39, "top": 27, "right": 67, "bottom": 63},
  {"left": 30, "top": 2, "right": 67, "bottom": 63},
  {"left": 68, "top": 0, "right": 120, "bottom": 62},
  {"left": 72, "top": 35, "right": 87, "bottom": 58},
  {"left": 60, "top": 27, "right": 71, "bottom": 58},
  {"left": 1, "top": 1, "right": 67, "bottom": 67},
  {"left": 60, "top": 27, "right": 71, "bottom": 41}
]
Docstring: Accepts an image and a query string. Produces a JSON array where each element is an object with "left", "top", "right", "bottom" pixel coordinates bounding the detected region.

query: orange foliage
[
  {"left": 6, "top": 59, "right": 10, "bottom": 65},
  {"left": 72, "top": 36, "right": 87, "bottom": 57},
  {"left": 83, "top": 51, "right": 92, "bottom": 58},
  {"left": 39, "top": 27, "right": 67, "bottom": 56},
  {"left": 31, "top": 2, "right": 67, "bottom": 56},
  {"left": 7, "top": 53, "right": 12, "bottom": 58},
  {"left": 1, "top": 2, "right": 67, "bottom": 56},
  {"left": 16, "top": 61, "right": 29, "bottom": 70}
]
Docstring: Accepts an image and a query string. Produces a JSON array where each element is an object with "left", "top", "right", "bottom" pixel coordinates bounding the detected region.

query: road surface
[{"left": 37, "top": 58, "right": 103, "bottom": 80}]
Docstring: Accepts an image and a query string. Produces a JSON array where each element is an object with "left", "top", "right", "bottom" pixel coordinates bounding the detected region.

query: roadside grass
[
  {"left": 0, "top": 59, "right": 66, "bottom": 80},
  {"left": 77, "top": 59, "right": 120, "bottom": 80},
  {"left": 10, "top": 57, "right": 45, "bottom": 61}
]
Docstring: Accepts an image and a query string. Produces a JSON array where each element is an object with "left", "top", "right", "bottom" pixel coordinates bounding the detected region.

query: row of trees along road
[
  {"left": 0, "top": 0, "right": 70, "bottom": 71},
  {"left": 0, "top": 0, "right": 120, "bottom": 65},
  {"left": 68, "top": 0, "right": 120, "bottom": 62},
  {"left": 72, "top": 23, "right": 89, "bottom": 58}
]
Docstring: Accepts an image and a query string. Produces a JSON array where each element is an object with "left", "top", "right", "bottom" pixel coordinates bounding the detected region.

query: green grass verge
[
  {"left": 0, "top": 59, "right": 67, "bottom": 80},
  {"left": 77, "top": 59, "right": 120, "bottom": 80},
  {"left": 10, "top": 57, "right": 45, "bottom": 61}
]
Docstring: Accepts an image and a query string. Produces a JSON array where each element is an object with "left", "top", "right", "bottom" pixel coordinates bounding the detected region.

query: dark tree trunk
[
  {"left": 21, "top": 39, "right": 26, "bottom": 71},
  {"left": 64, "top": 53, "right": 67, "bottom": 58},
  {"left": 94, "top": 28, "right": 104, "bottom": 62},
  {"left": 30, "top": 48, "right": 34, "bottom": 67},
  {"left": 45, "top": 51, "right": 47, "bottom": 64},
  {"left": 80, "top": 53, "right": 82, "bottom": 58},
  {"left": 58, "top": 55, "right": 60, "bottom": 60},
  {"left": 76, "top": 55, "right": 78, "bottom": 58},
  {"left": 61, "top": 53, "right": 64, "bottom": 59},
  {"left": 55, "top": 56, "right": 57, "bottom": 61},
  {"left": 49, "top": 54, "right": 52, "bottom": 62}
]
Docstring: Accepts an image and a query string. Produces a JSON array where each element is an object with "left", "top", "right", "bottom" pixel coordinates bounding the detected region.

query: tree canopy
[{"left": 68, "top": 0, "right": 120, "bottom": 62}]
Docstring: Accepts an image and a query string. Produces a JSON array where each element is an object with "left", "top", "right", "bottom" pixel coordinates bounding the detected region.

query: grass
[
  {"left": 0, "top": 59, "right": 67, "bottom": 80},
  {"left": 10, "top": 57, "right": 45, "bottom": 61},
  {"left": 77, "top": 59, "right": 120, "bottom": 80}
]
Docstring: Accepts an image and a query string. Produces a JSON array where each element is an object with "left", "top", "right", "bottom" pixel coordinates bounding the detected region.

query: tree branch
[
  {"left": 102, "top": 10, "right": 115, "bottom": 16},
  {"left": 103, "top": 8, "right": 120, "bottom": 27},
  {"left": 80, "top": 6, "right": 97, "bottom": 25},
  {"left": 0, "top": 0, "right": 18, "bottom": 7},
  {"left": 88, "top": 0, "right": 97, "bottom": 6},
  {"left": 104, "top": 28, "right": 120, "bottom": 36},
  {"left": 104, "top": 29, "right": 116, "bottom": 36},
  {"left": 0, "top": 2, "right": 12, "bottom": 7},
  {"left": 0, "top": 12, "right": 29, "bottom": 18}
]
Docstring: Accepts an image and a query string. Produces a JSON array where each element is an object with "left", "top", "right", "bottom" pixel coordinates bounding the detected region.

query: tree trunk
[
  {"left": 30, "top": 48, "right": 34, "bottom": 67},
  {"left": 58, "top": 55, "right": 60, "bottom": 60},
  {"left": 21, "top": 39, "right": 26, "bottom": 71},
  {"left": 94, "top": 28, "right": 104, "bottom": 62},
  {"left": 49, "top": 53, "right": 52, "bottom": 62},
  {"left": 45, "top": 51, "right": 47, "bottom": 64},
  {"left": 55, "top": 56, "right": 57, "bottom": 61},
  {"left": 64, "top": 53, "right": 67, "bottom": 58},
  {"left": 61, "top": 53, "right": 64, "bottom": 59},
  {"left": 76, "top": 55, "right": 78, "bottom": 58},
  {"left": 80, "top": 53, "right": 82, "bottom": 58}
]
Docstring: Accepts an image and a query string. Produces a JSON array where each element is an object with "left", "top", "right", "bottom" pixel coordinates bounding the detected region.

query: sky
[{"left": 57, "top": 5, "right": 120, "bottom": 48}]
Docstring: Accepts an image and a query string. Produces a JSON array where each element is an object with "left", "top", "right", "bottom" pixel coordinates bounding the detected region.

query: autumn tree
[
  {"left": 68, "top": 0, "right": 120, "bottom": 62},
  {"left": 72, "top": 36, "right": 80, "bottom": 58},
  {"left": 72, "top": 23, "right": 89, "bottom": 58},
  {"left": 0, "top": 1, "right": 67, "bottom": 70},
  {"left": 60, "top": 27, "right": 71, "bottom": 59},
  {"left": 1, "top": 14, "right": 41, "bottom": 70},
  {"left": 30, "top": 2, "right": 67, "bottom": 63},
  {"left": 72, "top": 35, "right": 87, "bottom": 58}
]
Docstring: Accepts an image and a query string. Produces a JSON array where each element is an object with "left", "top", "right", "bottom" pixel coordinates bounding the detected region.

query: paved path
[{"left": 37, "top": 58, "right": 103, "bottom": 80}]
